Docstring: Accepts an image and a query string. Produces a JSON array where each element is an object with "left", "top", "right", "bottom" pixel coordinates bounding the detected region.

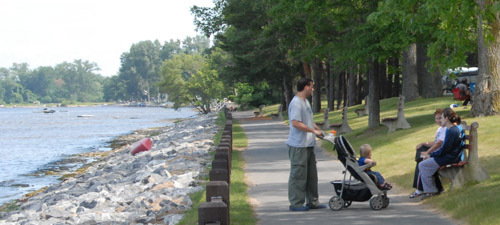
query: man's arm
[
  {"left": 291, "top": 120, "right": 323, "bottom": 136},
  {"left": 421, "top": 140, "right": 444, "bottom": 159}
]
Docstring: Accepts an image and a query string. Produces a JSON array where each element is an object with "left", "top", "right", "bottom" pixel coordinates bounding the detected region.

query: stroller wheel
[
  {"left": 369, "top": 196, "right": 384, "bottom": 210},
  {"left": 328, "top": 196, "right": 344, "bottom": 211},
  {"left": 343, "top": 200, "right": 352, "bottom": 208},
  {"left": 382, "top": 196, "right": 390, "bottom": 208}
]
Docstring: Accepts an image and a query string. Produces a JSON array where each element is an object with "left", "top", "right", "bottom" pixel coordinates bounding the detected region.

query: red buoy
[{"left": 130, "top": 138, "right": 152, "bottom": 155}]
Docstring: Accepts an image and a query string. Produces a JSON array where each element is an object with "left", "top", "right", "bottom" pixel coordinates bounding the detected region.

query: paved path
[{"left": 233, "top": 111, "right": 463, "bottom": 225}]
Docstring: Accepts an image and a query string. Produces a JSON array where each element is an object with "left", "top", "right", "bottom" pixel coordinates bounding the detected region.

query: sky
[{"left": 0, "top": 0, "right": 214, "bottom": 76}]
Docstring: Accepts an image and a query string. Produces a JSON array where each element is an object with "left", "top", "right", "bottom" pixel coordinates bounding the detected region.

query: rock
[
  {"left": 80, "top": 200, "right": 97, "bottom": 209},
  {"left": 164, "top": 214, "right": 184, "bottom": 225},
  {"left": 76, "top": 206, "right": 85, "bottom": 213},
  {"left": 0, "top": 114, "right": 219, "bottom": 224},
  {"left": 135, "top": 216, "right": 155, "bottom": 224}
]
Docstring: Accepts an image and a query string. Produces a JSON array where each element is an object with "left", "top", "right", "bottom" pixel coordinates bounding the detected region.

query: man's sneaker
[
  {"left": 289, "top": 205, "right": 310, "bottom": 211},
  {"left": 307, "top": 203, "right": 327, "bottom": 209}
]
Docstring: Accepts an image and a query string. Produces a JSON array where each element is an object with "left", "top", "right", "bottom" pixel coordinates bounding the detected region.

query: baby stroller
[{"left": 321, "top": 135, "right": 390, "bottom": 210}]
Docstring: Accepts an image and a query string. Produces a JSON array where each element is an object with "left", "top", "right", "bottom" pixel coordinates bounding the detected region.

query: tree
[
  {"left": 187, "top": 67, "right": 224, "bottom": 113},
  {"left": 472, "top": 0, "right": 500, "bottom": 117},
  {"left": 193, "top": 0, "right": 292, "bottom": 109},
  {"left": 402, "top": 43, "right": 419, "bottom": 101},
  {"left": 160, "top": 39, "right": 182, "bottom": 61},
  {"left": 158, "top": 53, "right": 205, "bottom": 109},
  {"left": 19, "top": 66, "right": 55, "bottom": 100},
  {"left": 118, "top": 40, "right": 162, "bottom": 101},
  {"left": 182, "top": 35, "right": 210, "bottom": 54}
]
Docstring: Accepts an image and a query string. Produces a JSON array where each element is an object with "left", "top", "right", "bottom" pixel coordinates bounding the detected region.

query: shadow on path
[{"left": 232, "top": 111, "right": 463, "bottom": 225}]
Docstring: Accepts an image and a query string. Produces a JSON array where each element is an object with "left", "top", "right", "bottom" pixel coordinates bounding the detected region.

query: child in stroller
[
  {"left": 358, "top": 144, "right": 392, "bottom": 190},
  {"left": 320, "top": 134, "right": 390, "bottom": 211}
]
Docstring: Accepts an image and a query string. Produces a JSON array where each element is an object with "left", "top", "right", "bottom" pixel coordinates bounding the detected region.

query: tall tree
[
  {"left": 402, "top": 43, "right": 419, "bottom": 101},
  {"left": 158, "top": 53, "right": 225, "bottom": 113},
  {"left": 118, "top": 40, "right": 162, "bottom": 101},
  {"left": 472, "top": 0, "right": 500, "bottom": 116},
  {"left": 182, "top": 35, "right": 210, "bottom": 54},
  {"left": 158, "top": 53, "right": 205, "bottom": 109},
  {"left": 160, "top": 39, "right": 182, "bottom": 61}
]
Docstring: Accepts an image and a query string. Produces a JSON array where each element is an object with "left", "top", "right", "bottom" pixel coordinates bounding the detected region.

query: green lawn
[{"left": 264, "top": 96, "right": 500, "bottom": 225}]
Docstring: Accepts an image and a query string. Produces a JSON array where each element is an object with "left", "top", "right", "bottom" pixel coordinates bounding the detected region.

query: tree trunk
[
  {"left": 327, "top": 62, "right": 335, "bottom": 110},
  {"left": 417, "top": 43, "right": 442, "bottom": 98},
  {"left": 389, "top": 57, "right": 401, "bottom": 97},
  {"left": 368, "top": 58, "right": 381, "bottom": 129},
  {"left": 348, "top": 66, "right": 357, "bottom": 106},
  {"left": 356, "top": 65, "right": 364, "bottom": 105},
  {"left": 343, "top": 72, "right": 348, "bottom": 108},
  {"left": 402, "top": 43, "right": 419, "bottom": 101},
  {"left": 472, "top": 0, "right": 500, "bottom": 117},
  {"left": 312, "top": 60, "right": 322, "bottom": 113},
  {"left": 303, "top": 62, "right": 312, "bottom": 78},
  {"left": 283, "top": 73, "right": 293, "bottom": 111},
  {"left": 384, "top": 60, "right": 393, "bottom": 99},
  {"left": 336, "top": 71, "right": 344, "bottom": 110},
  {"left": 378, "top": 61, "right": 387, "bottom": 100}
]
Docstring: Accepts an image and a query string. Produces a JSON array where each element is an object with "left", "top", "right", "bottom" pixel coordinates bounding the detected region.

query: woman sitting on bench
[
  {"left": 410, "top": 109, "right": 445, "bottom": 198},
  {"left": 418, "top": 108, "right": 465, "bottom": 200}
]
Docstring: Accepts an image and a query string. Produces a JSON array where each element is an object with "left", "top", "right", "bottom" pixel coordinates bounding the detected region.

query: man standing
[{"left": 286, "top": 77, "right": 325, "bottom": 211}]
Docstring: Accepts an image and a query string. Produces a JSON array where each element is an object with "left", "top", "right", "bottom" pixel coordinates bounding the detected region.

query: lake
[{"left": 0, "top": 105, "right": 197, "bottom": 205}]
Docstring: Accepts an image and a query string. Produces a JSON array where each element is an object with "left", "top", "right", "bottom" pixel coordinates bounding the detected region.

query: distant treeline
[{"left": 0, "top": 36, "right": 210, "bottom": 105}]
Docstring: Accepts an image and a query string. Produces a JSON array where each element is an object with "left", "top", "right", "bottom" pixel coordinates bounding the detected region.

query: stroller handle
[{"left": 317, "top": 131, "right": 336, "bottom": 144}]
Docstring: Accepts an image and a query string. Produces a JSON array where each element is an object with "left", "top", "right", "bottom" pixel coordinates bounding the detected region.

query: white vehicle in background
[{"left": 442, "top": 67, "right": 478, "bottom": 94}]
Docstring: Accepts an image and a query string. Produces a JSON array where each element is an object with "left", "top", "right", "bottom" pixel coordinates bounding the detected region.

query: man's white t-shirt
[
  {"left": 435, "top": 126, "right": 446, "bottom": 142},
  {"left": 286, "top": 96, "right": 316, "bottom": 147}
]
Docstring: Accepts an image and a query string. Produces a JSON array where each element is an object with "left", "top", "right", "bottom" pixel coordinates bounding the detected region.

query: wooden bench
[
  {"left": 315, "top": 108, "right": 330, "bottom": 130},
  {"left": 354, "top": 97, "right": 368, "bottom": 117},
  {"left": 439, "top": 122, "right": 489, "bottom": 189},
  {"left": 271, "top": 104, "right": 284, "bottom": 121},
  {"left": 381, "top": 117, "right": 398, "bottom": 133},
  {"left": 380, "top": 95, "right": 411, "bottom": 133},
  {"left": 329, "top": 107, "right": 352, "bottom": 134},
  {"left": 253, "top": 105, "right": 265, "bottom": 117}
]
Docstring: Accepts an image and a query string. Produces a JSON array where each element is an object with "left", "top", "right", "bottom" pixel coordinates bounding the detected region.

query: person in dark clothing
[
  {"left": 418, "top": 108, "right": 465, "bottom": 200},
  {"left": 456, "top": 78, "right": 471, "bottom": 106},
  {"left": 410, "top": 109, "right": 445, "bottom": 198}
]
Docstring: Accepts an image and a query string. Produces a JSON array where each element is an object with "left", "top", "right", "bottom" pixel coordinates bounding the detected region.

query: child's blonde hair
[{"left": 360, "top": 144, "right": 372, "bottom": 157}]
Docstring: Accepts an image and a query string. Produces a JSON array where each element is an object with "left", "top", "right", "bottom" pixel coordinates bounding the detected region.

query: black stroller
[{"left": 321, "top": 135, "right": 390, "bottom": 210}]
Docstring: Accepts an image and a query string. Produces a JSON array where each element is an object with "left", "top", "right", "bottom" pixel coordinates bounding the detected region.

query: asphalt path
[{"left": 233, "top": 111, "right": 464, "bottom": 225}]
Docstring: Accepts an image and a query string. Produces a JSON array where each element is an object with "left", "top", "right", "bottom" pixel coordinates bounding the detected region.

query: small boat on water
[
  {"left": 130, "top": 138, "right": 153, "bottom": 156},
  {"left": 43, "top": 108, "right": 56, "bottom": 113},
  {"left": 77, "top": 115, "right": 94, "bottom": 117}
]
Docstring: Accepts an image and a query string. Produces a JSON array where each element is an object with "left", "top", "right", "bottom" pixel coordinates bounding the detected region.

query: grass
[
  {"left": 264, "top": 96, "right": 500, "bottom": 225},
  {"left": 178, "top": 113, "right": 255, "bottom": 225}
]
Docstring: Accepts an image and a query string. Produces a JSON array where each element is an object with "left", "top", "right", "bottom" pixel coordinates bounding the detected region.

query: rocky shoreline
[{"left": 0, "top": 113, "right": 219, "bottom": 225}]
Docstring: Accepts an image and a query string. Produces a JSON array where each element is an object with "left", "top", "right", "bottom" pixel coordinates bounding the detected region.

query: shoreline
[{"left": 0, "top": 113, "right": 219, "bottom": 224}]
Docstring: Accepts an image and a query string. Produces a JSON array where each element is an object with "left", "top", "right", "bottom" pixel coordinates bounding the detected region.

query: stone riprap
[{"left": 0, "top": 113, "right": 218, "bottom": 225}]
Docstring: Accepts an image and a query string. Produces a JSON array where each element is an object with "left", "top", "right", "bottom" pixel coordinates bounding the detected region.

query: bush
[
  {"left": 234, "top": 82, "right": 276, "bottom": 110},
  {"left": 40, "top": 96, "right": 52, "bottom": 103}
]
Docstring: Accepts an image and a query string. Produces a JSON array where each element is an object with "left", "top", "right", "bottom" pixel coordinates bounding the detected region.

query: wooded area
[
  {"left": 189, "top": 0, "right": 500, "bottom": 118},
  {"left": 1, "top": 0, "right": 499, "bottom": 118}
]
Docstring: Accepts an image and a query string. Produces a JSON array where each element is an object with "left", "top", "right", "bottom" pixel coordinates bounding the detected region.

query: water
[{"left": 0, "top": 106, "right": 197, "bottom": 205}]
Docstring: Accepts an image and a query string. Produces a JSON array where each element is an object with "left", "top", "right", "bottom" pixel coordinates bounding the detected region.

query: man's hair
[
  {"left": 296, "top": 77, "right": 313, "bottom": 92},
  {"left": 434, "top": 108, "right": 443, "bottom": 117},
  {"left": 359, "top": 144, "right": 371, "bottom": 157}
]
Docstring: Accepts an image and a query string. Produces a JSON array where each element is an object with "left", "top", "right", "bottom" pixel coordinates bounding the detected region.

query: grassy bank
[
  {"left": 263, "top": 96, "right": 500, "bottom": 225},
  {"left": 178, "top": 114, "right": 255, "bottom": 225}
]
